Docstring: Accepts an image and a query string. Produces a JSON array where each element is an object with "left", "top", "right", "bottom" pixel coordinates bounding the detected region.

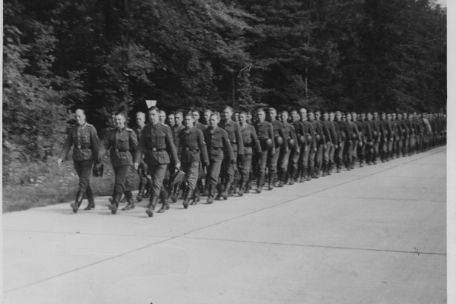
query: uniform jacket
[
  {"left": 60, "top": 122, "right": 100, "bottom": 162},
  {"left": 219, "top": 119, "right": 244, "bottom": 156},
  {"left": 137, "top": 123, "right": 179, "bottom": 166},
  {"left": 203, "top": 126, "right": 235, "bottom": 162},
  {"left": 254, "top": 121, "right": 275, "bottom": 151},
  {"left": 103, "top": 127, "right": 138, "bottom": 166},
  {"left": 240, "top": 124, "right": 261, "bottom": 155},
  {"left": 177, "top": 127, "right": 209, "bottom": 165}
]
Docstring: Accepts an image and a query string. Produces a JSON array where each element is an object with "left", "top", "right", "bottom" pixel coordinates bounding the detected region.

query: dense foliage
[{"left": 3, "top": 0, "right": 446, "bottom": 163}]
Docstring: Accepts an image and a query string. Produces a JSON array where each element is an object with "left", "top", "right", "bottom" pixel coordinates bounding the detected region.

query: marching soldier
[
  {"left": 267, "top": 107, "right": 285, "bottom": 189},
  {"left": 254, "top": 108, "right": 275, "bottom": 193},
  {"left": 100, "top": 112, "right": 138, "bottom": 214},
  {"left": 134, "top": 111, "right": 151, "bottom": 203},
  {"left": 364, "top": 113, "right": 375, "bottom": 165},
  {"left": 58, "top": 108, "right": 100, "bottom": 213},
  {"left": 177, "top": 113, "right": 209, "bottom": 208},
  {"left": 168, "top": 113, "right": 176, "bottom": 128},
  {"left": 204, "top": 113, "right": 234, "bottom": 203},
  {"left": 334, "top": 111, "right": 346, "bottom": 172},
  {"left": 298, "top": 108, "right": 315, "bottom": 181},
  {"left": 238, "top": 111, "right": 261, "bottom": 195},
  {"left": 278, "top": 110, "right": 296, "bottom": 186},
  {"left": 308, "top": 111, "right": 326, "bottom": 178},
  {"left": 135, "top": 106, "right": 180, "bottom": 217},
  {"left": 327, "top": 112, "right": 338, "bottom": 174},
  {"left": 289, "top": 109, "right": 303, "bottom": 184},
  {"left": 321, "top": 112, "right": 334, "bottom": 175},
  {"left": 218, "top": 106, "right": 244, "bottom": 199},
  {"left": 171, "top": 112, "right": 184, "bottom": 145}
]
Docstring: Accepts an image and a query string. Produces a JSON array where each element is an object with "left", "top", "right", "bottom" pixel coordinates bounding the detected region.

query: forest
[{"left": 3, "top": 0, "right": 446, "bottom": 165}]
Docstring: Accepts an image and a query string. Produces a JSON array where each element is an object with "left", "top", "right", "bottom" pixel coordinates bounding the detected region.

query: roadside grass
[{"left": 2, "top": 158, "right": 137, "bottom": 213}]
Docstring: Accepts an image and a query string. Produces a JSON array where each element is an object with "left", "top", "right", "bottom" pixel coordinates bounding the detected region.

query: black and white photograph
[{"left": 2, "top": 0, "right": 452, "bottom": 303}]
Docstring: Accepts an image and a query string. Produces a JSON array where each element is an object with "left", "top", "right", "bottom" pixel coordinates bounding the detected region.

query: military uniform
[
  {"left": 321, "top": 119, "right": 334, "bottom": 175},
  {"left": 177, "top": 126, "right": 209, "bottom": 207},
  {"left": 204, "top": 126, "right": 234, "bottom": 203},
  {"left": 136, "top": 123, "right": 179, "bottom": 216},
  {"left": 354, "top": 119, "right": 366, "bottom": 166},
  {"left": 309, "top": 119, "right": 326, "bottom": 177},
  {"left": 171, "top": 124, "right": 185, "bottom": 146},
  {"left": 298, "top": 120, "right": 315, "bottom": 181},
  {"left": 134, "top": 125, "right": 151, "bottom": 202},
  {"left": 218, "top": 119, "right": 244, "bottom": 197},
  {"left": 278, "top": 121, "right": 294, "bottom": 186},
  {"left": 60, "top": 122, "right": 100, "bottom": 212},
  {"left": 103, "top": 127, "right": 138, "bottom": 213},
  {"left": 269, "top": 119, "right": 286, "bottom": 188},
  {"left": 254, "top": 121, "right": 275, "bottom": 192},
  {"left": 334, "top": 120, "right": 346, "bottom": 172},
  {"left": 239, "top": 123, "right": 261, "bottom": 195},
  {"left": 289, "top": 120, "right": 303, "bottom": 183}
]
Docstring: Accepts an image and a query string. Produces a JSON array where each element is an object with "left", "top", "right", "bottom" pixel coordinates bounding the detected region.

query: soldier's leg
[
  {"left": 337, "top": 142, "right": 344, "bottom": 172},
  {"left": 146, "top": 164, "right": 168, "bottom": 216},
  {"left": 328, "top": 143, "right": 335, "bottom": 174},
  {"left": 72, "top": 160, "right": 93, "bottom": 213},
  {"left": 277, "top": 149, "right": 289, "bottom": 186},
  {"left": 207, "top": 159, "right": 222, "bottom": 204},
  {"left": 109, "top": 165, "right": 129, "bottom": 214},
  {"left": 239, "top": 153, "right": 252, "bottom": 195},
  {"left": 288, "top": 148, "right": 299, "bottom": 184},
  {"left": 183, "top": 161, "right": 199, "bottom": 208},
  {"left": 268, "top": 148, "right": 280, "bottom": 189},
  {"left": 256, "top": 150, "right": 268, "bottom": 193}
]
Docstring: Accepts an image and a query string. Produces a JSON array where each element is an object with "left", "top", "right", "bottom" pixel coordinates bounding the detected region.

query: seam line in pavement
[
  {"left": 183, "top": 236, "right": 447, "bottom": 256},
  {"left": 4, "top": 147, "right": 445, "bottom": 293}
]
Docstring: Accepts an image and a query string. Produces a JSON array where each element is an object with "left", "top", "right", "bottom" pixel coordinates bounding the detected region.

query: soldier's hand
[
  {"left": 134, "top": 162, "right": 139, "bottom": 170},
  {"left": 175, "top": 162, "right": 181, "bottom": 170},
  {"left": 57, "top": 158, "right": 63, "bottom": 166}
]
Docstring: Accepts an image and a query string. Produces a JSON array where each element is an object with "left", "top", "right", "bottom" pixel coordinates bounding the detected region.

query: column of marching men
[{"left": 58, "top": 106, "right": 446, "bottom": 217}]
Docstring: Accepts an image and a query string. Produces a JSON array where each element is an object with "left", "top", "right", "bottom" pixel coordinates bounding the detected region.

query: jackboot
[
  {"left": 136, "top": 184, "right": 146, "bottom": 202},
  {"left": 109, "top": 192, "right": 121, "bottom": 214},
  {"left": 122, "top": 191, "right": 135, "bottom": 211},
  {"left": 267, "top": 173, "right": 274, "bottom": 191},
  {"left": 207, "top": 184, "right": 214, "bottom": 204},
  {"left": 256, "top": 174, "right": 264, "bottom": 193},
  {"left": 146, "top": 194, "right": 158, "bottom": 217},
  {"left": 71, "top": 190, "right": 84, "bottom": 213},
  {"left": 84, "top": 186, "right": 95, "bottom": 210},
  {"left": 182, "top": 187, "right": 191, "bottom": 209}
]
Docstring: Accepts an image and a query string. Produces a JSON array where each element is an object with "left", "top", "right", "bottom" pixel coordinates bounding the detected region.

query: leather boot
[
  {"left": 182, "top": 186, "right": 191, "bottom": 209},
  {"left": 192, "top": 186, "right": 200, "bottom": 205},
  {"left": 256, "top": 174, "right": 264, "bottom": 193},
  {"left": 122, "top": 191, "right": 135, "bottom": 211},
  {"left": 84, "top": 187, "right": 95, "bottom": 210},
  {"left": 267, "top": 172, "right": 274, "bottom": 190},
  {"left": 109, "top": 193, "right": 121, "bottom": 214},
  {"left": 71, "top": 191, "right": 84, "bottom": 213},
  {"left": 222, "top": 181, "right": 231, "bottom": 200},
  {"left": 207, "top": 184, "right": 214, "bottom": 204},
  {"left": 136, "top": 184, "right": 146, "bottom": 202},
  {"left": 146, "top": 194, "right": 158, "bottom": 217}
]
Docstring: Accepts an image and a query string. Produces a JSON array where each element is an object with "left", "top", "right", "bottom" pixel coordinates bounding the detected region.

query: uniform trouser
[
  {"left": 207, "top": 158, "right": 223, "bottom": 196},
  {"left": 335, "top": 142, "right": 344, "bottom": 169},
  {"left": 310, "top": 143, "right": 323, "bottom": 174},
  {"left": 74, "top": 160, "right": 94, "bottom": 195},
  {"left": 373, "top": 140, "right": 379, "bottom": 161},
  {"left": 289, "top": 147, "right": 300, "bottom": 179},
  {"left": 270, "top": 147, "right": 280, "bottom": 178},
  {"left": 113, "top": 165, "right": 134, "bottom": 196},
  {"left": 352, "top": 140, "right": 359, "bottom": 162},
  {"left": 257, "top": 148, "right": 272, "bottom": 186},
  {"left": 327, "top": 143, "right": 335, "bottom": 167},
  {"left": 220, "top": 157, "right": 236, "bottom": 193},
  {"left": 357, "top": 141, "right": 365, "bottom": 163},
  {"left": 364, "top": 142, "right": 373, "bottom": 163},
  {"left": 298, "top": 144, "right": 311, "bottom": 174},
  {"left": 344, "top": 141, "right": 353, "bottom": 168},
  {"left": 182, "top": 160, "right": 200, "bottom": 191},
  {"left": 145, "top": 162, "right": 168, "bottom": 199},
  {"left": 137, "top": 163, "right": 149, "bottom": 189},
  {"left": 239, "top": 152, "right": 253, "bottom": 189},
  {"left": 278, "top": 148, "right": 290, "bottom": 180},
  {"left": 387, "top": 139, "right": 394, "bottom": 158}
]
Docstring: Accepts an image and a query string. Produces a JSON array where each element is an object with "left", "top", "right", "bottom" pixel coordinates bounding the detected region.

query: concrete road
[{"left": 3, "top": 147, "right": 446, "bottom": 304}]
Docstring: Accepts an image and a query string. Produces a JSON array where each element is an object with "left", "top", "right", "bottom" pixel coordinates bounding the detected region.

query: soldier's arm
[
  {"left": 129, "top": 129, "right": 138, "bottom": 156},
  {"left": 235, "top": 124, "right": 244, "bottom": 156},
  {"left": 198, "top": 129, "right": 209, "bottom": 165},
  {"left": 58, "top": 129, "right": 73, "bottom": 162},
  {"left": 269, "top": 124, "right": 275, "bottom": 151},
  {"left": 251, "top": 126, "right": 262, "bottom": 153},
  {"left": 165, "top": 127, "right": 180, "bottom": 167},
  {"left": 90, "top": 126, "right": 101, "bottom": 162},
  {"left": 223, "top": 132, "right": 235, "bottom": 162},
  {"left": 134, "top": 129, "right": 144, "bottom": 165}
]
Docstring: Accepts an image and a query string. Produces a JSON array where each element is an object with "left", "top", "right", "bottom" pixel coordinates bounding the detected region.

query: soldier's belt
[
  {"left": 244, "top": 143, "right": 252, "bottom": 147},
  {"left": 147, "top": 148, "right": 166, "bottom": 152},
  {"left": 210, "top": 147, "right": 222, "bottom": 150},
  {"left": 184, "top": 147, "right": 199, "bottom": 152}
]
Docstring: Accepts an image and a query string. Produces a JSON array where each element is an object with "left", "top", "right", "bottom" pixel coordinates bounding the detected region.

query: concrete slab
[{"left": 3, "top": 146, "right": 447, "bottom": 304}]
